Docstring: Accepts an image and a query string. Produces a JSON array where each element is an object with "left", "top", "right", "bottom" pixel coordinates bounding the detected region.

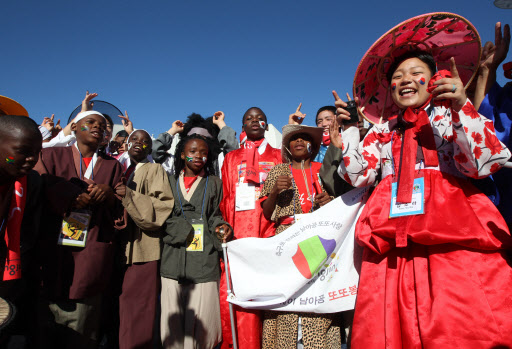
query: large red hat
[{"left": 353, "top": 12, "right": 481, "bottom": 124}]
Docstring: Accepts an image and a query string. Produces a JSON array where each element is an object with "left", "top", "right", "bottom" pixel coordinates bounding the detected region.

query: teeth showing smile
[{"left": 400, "top": 88, "right": 416, "bottom": 96}]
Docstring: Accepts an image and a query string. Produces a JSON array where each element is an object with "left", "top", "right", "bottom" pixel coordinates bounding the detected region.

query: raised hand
[
  {"left": 288, "top": 103, "right": 306, "bottom": 125},
  {"left": 81, "top": 91, "right": 98, "bottom": 112},
  {"left": 433, "top": 57, "right": 467, "bottom": 111},
  {"left": 168, "top": 120, "right": 185, "bottom": 136},
  {"left": 329, "top": 117, "right": 343, "bottom": 149},
  {"left": 481, "top": 22, "right": 510, "bottom": 72},
  {"left": 333, "top": 90, "right": 360, "bottom": 128},
  {"left": 212, "top": 111, "right": 227, "bottom": 129},
  {"left": 41, "top": 114, "right": 55, "bottom": 131},
  {"left": 118, "top": 111, "right": 134, "bottom": 134}
]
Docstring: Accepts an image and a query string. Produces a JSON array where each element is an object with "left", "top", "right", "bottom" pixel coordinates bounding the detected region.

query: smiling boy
[
  {"left": 219, "top": 107, "right": 282, "bottom": 349},
  {"left": 34, "top": 110, "right": 124, "bottom": 348}
]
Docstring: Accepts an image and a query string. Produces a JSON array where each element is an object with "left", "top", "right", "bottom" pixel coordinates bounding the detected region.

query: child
[
  {"left": 219, "top": 107, "right": 282, "bottom": 349},
  {"left": 35, "top": 110, "right": 124, "bottom": 348},
  {"left": 335, "top": 13, "right": 512, "bottom": 348},
  {"left": 160, "top": 134, "right": 232, "bottom": 349},
  {"left": 0, "top": 114, "right": 42, "bottom": 347},
  {"left": 118, "top": 130, "right": 174, "bottom": 349}
]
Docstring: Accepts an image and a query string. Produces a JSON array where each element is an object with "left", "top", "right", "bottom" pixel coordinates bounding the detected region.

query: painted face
[
  {"left": 0, "top": 129, "right": 42, "bottom": 180},
  {"left": 73, "top": 115, "right": 107, "bottom": 148},
  {"left": 128, "top": 130, "right": 152, "bottom": 162},
  {"left": 316, "top": 110, "right": 335, "bottom": 130},
  {"left": 289, "top": 133, "right": 314, "bottom": 161},
  {"left": 181, "top": 138, "right": 209, "bottom": 174},
  {"left": 243, "top": 108, "right": 267, "bottom": 141},
  {"left": 390, "top": 57, "right": 433, "bottom": 110}
]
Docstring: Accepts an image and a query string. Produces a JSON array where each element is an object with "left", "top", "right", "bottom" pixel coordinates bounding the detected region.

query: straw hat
[
  {"left": 281, "top": 124, "right": 323, "bottom": 163},
  {"left": 0, "top": 96, "right": 28, "bottom": 116},
  {"left": 353, "top": 12, "right": 481, "bottom": 124}
]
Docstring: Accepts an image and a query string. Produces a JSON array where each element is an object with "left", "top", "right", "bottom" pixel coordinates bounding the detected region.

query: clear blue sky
[{"left": 2, "top": 0, "right": 510, "bottom": 137}]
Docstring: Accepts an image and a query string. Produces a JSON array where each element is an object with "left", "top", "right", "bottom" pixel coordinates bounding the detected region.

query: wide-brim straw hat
[
  {"left": 281, "top": 124, "right": 323, "bottom": 163},
  {"left": 0, "top": 95, "right": 28, "bottom": 116},
  {"left": 353, "top": 12, "right": 481, "bottom": 124}
]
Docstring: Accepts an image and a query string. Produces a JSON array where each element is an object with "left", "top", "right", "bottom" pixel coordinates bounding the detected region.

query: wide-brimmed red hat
[{"left": 353, "top": 12, "right": 481, "bottom": 124}]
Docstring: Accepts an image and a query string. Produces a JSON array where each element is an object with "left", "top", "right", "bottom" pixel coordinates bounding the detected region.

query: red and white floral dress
[{"left": 338, "top": 99, "right": 512, "bottom": 348}]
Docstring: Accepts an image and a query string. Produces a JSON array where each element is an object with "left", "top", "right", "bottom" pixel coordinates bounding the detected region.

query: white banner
[{"left": 226, "top": 187, "right": 368, "bottom": 313}]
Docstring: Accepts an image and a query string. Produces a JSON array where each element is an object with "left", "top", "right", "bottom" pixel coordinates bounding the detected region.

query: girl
[
  {"left": 259, "top": 125, "right": 338, "bottom": 349},
  {"left": 334, "top": 14, "right": 512, "bottom": 348},
  {"left": 160, "top": 134, "right": 232, "bottom": 349}
]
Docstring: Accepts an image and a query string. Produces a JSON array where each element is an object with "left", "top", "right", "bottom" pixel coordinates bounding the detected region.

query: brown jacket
[{"left": 122, "top": 162, "right": 174, "bottom": 264}]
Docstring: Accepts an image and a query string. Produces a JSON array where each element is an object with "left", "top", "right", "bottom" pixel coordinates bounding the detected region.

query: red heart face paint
[{"left": 391, "top": 83, "right": 396, "bottom": 91}]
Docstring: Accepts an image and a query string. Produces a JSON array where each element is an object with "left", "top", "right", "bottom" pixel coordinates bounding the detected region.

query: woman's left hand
[
  {"left": 215, "top": 223, "right": 233, "bottom": 243},
  {"left": 314, "top": 192, "right": 331, "bottom": 207},
  {"left": 432, "top": 57, "right": 467, "bottom": 112}
]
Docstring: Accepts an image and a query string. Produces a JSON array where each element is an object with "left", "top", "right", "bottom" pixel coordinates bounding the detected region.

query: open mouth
[
  {"left": 132, "top": 144, "right": 142, "bottom": 152},
  {"left": 90, "top": 130, "right": 102, "bottom": 139},
  {"left": 399, "top": 88, "right": 417, "bottom": 97}
]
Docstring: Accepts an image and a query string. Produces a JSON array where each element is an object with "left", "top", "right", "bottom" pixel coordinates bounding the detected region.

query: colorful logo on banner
[{"left": 292, "top": 235, "right": 335, "bottom": 279}]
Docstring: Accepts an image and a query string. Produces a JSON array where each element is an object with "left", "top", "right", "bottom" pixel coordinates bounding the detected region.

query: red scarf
[
  {"left": 2, "top": 176, "right": 26, "bottom": 281},
  {"left": 243, "top": 139, "right": 264, "bottom": 183},
  {"left": 183, "top": 176, "right": 198, "bottom": 193},
  {"left": 395, "top": 97, "right": 438, "bottom": 203}
]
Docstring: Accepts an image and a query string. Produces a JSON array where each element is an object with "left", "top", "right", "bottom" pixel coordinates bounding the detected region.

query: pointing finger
[
  {"left": 296, "top": 103, "right": 302, "bottom": 112},
  {"left": 449, "top": 57, "right": 460, "bottom": 79},
  {"left": 50, "top": 114, "right": 54, "bottom": 121},
  {"left": 332, "top": 90, "right": 341, "bottom": 101},
  {"left": 346, "top": 93, "right": 352, "bottom": 101}
]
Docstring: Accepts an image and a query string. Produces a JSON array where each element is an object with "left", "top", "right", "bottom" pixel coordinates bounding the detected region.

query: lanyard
[
  {"left": 176, "top": 176, "right": 209, "bottom": 221},
  {"left": 77, "top": 150, "right": 95, "bottom": 180},
  {"left": 289, "top": 163, "right": 315, "bottom": 216}
]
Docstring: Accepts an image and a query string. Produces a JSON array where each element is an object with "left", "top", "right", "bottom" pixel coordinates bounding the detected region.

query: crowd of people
[{"left": 0, "top": 12, "right": 511, "bottom": 349}]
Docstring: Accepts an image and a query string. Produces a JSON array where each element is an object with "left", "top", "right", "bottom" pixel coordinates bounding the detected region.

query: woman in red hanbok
[{"left": 334, "top": 13, "right": 512, "bottom": 349}]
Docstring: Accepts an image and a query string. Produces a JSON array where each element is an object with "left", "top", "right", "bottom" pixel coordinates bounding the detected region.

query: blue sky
[{"left": 2, "top": 0, "right": 510, "bottom": 137}]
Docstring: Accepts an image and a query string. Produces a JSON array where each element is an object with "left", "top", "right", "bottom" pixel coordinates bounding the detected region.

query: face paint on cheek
[
  {"left": 391, "top": 83, "right": 397, "bottom": 91},
  {"left": 142, "top": 144, "right": 147, "bottom": 149},
  {"left": 81, "top": 125, "right": 89, "bottom": 131},
  {"left": 202, "top": 157, "right": 207, "bottom": 163},
  {"left": 259, "top": 121, "right": 266, "bottom": 129},
  {"left": 306, "top": 143, "right": 312, "bottom": 153},
  {"left": 5, "top": 157, "right": 14, "bottom": 164},
  {"left": 185, "top": 156, "right": 193, "bottom": 162},
  {"left": 419, "top": 77, "right": 426, "bottom": 85},
  {"left": 127, "top": 142, "right": 133, "bottom": 150}
]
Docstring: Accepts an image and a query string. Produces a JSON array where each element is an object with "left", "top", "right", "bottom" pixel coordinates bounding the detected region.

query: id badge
[
  {"left": 58, "top": 209, "right": 92, "bottom": 247},
  {"left": 389, "top": 177, "right": 425, "bottom": 218},
  {"left": 186, "top": 219, "right": 204, "bottom": 252},
  {"left": 235, "top": 183, "right": 256, "bottom": 211}
]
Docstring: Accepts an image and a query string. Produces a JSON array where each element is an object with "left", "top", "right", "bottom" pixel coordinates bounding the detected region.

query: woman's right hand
[
  {"left": 271, "top": 175, "right": 292, "bottom": 195},
  {"left": 168, "top": 120, "right": 185, "bottom": 136},
  {"left": 332, "top": 90, "right": 359, "bottom": 129},
  {"left": 329, "top": 117, "right": 343, "bottom": 149}
]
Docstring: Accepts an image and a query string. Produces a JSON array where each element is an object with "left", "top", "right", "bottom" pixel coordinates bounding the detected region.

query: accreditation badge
[
  {"left": 186, "top": 219, "right": 204, "bottom": 252},
  {"left": 389, "top": 177, "right": 425, "bottom": 218},
  {"left": 235, "top": 183, "right": 256, "bottom": 211},
  {"left": 58, "top": 209, "right": 92, "bottom": 247}
]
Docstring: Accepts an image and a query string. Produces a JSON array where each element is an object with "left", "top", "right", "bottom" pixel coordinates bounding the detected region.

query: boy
[
  {"left": 118, "top": 130, "right": 174, "bottom": 349},
  {"left": 219, "top": 107, "right": 281, "bottom": 349},
  {"left": 0, "top": 114, "right": 42, "bottom": 347},
  {"left": 35, "top": 110, "right": 124, "bottom": 348}
]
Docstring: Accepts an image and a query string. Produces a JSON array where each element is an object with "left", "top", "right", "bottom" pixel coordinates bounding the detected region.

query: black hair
[
  {"left": 0, "top": 115, "right": 42, "bottom": 141},
  {"left": 242, "top": 107, "right": 267, "bottom": 126},
  {"left": 102, "top": 113, "right": 114, "bottom": 128},
  {"left": 181, "top": 113, "right": 222, "bottom": 157},
  {"left": 115, "top": 130, "right": 129, "bottom": 138},
  {"left": 174, "top": 134, "right": 216, "bottom": 179},
  {"left": 315, "top": 106, "right": 336, "bottom": 123},
  {"left": 386, "top": 50, "right": 437, "bottom": 83}
]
